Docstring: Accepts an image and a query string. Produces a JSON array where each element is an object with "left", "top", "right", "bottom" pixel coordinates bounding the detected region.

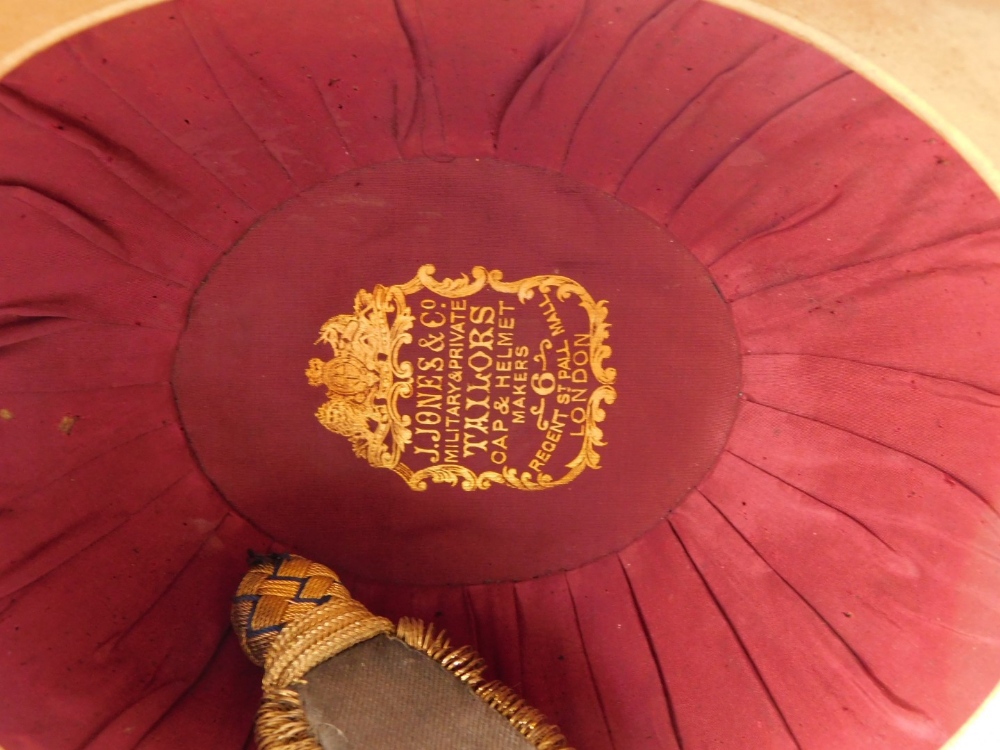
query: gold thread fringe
[
  {"left": 396, "top": 617, "right": 575, "bottom": 750},
  {"left": 255, "top": 687, "right": 322, "bottom": 750}
]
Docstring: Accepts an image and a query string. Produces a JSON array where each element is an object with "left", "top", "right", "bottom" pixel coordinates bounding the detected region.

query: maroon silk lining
[{"left": 1, "top": 1, "right": 999, "bottom": 748}]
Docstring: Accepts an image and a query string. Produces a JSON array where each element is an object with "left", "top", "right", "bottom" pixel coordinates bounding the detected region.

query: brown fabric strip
[{"left": 299, "top": 635, "right": 534, "bottom": 749}]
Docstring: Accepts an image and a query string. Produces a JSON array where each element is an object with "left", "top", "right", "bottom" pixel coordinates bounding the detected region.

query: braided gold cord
[
  {"left": 262, "top": 598, "right": 393, "bottom": 691},
  {"left": 232, "top": 554, "right": 349, "bottom": 667}
]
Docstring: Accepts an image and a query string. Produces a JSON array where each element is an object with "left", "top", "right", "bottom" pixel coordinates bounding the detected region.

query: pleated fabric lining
[{"left": 1, "top": 0, "right": 999, "bottom": 748}]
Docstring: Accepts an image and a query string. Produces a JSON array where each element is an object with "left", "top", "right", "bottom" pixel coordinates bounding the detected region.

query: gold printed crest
[{"left": 307, "top": 266, "right": 616, "bottom": 491}]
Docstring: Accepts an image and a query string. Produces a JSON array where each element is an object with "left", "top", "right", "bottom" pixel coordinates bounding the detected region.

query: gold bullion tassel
[{"left": 231, "top": 553, "right": 573, "bottom": 750}]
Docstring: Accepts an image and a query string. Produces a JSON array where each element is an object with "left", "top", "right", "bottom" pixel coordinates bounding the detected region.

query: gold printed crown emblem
[{"left": 306, "top": 283, "right": 415, "bottom": 472}]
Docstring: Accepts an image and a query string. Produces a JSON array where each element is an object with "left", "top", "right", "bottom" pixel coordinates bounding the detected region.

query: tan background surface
[{"left": 0, "top": 0, "right": 997, "bottom": 747}]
